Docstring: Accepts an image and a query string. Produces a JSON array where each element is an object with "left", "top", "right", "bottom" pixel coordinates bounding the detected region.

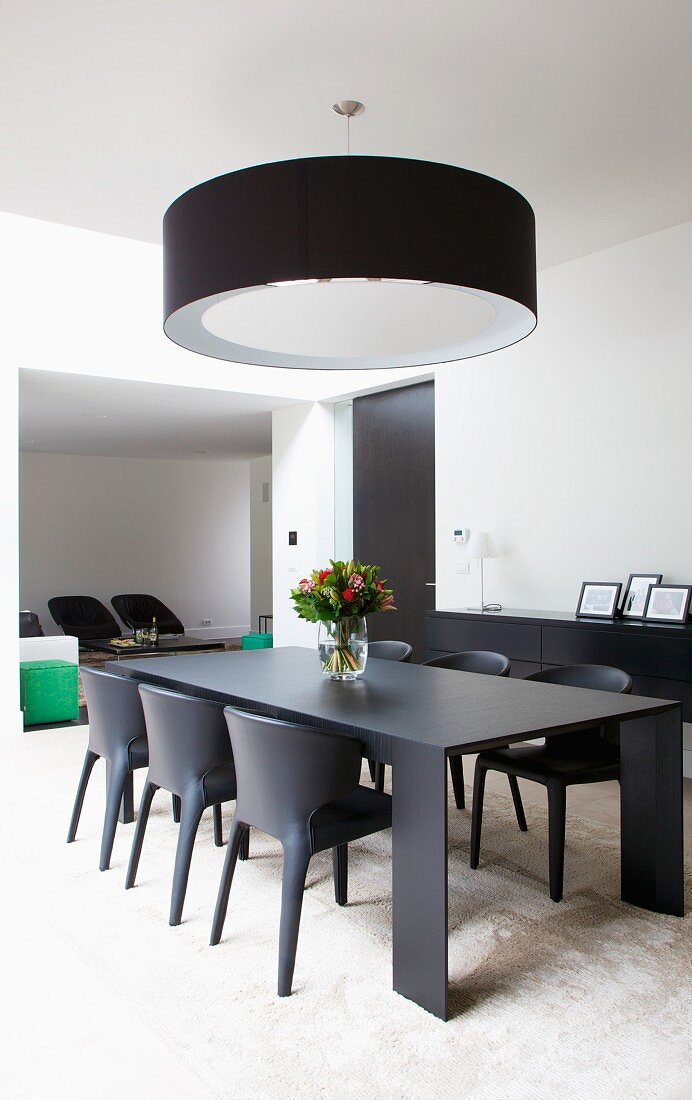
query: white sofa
[{"left": 19, "top": 634, "right": 79, "bottom": 664}]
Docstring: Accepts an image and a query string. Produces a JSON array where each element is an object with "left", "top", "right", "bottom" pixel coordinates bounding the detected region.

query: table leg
[
  {"left": 391, "top": 741, "right": 448, "bottom": 1019},
  {"left": 619, "top": 707, "right": 684, "bottom": 916}
]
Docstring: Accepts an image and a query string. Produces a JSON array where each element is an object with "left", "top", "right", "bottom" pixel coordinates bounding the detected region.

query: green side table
[
  {"left": 20, "top": 659, "right": 79, "bottom": 726},
  {"left": 241, "top": 632, "right": 274, "bottom": 651}
]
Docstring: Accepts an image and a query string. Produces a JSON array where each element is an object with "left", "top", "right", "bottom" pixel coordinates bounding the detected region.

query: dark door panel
[{"left": 354, "top": 382, "right": 435, "bottom": 662}]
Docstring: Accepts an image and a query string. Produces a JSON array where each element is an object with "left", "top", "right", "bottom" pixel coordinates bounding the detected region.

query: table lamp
[{"left": 466, "top": 531, "right": 501, "bottom": 612}]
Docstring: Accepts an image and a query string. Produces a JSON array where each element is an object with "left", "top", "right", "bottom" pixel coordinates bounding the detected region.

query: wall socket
[{"left": 202, "top": 618, "right": 212, "bottom": 626}]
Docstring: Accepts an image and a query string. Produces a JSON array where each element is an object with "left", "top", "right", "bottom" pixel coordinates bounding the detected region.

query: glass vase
[{"left": 318, "top": 617, "right": 368, "bottom": 681}]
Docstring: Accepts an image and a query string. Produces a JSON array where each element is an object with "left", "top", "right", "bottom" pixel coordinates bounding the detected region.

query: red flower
[
  {"left": 342, "top": 588, "right": 355, "bottom": 603},
  {"left": 376, "top": 581, "right": 384, "bottom": 591},
  {"left": 318, "top": 569, "right": 332, "bottom": 584}
]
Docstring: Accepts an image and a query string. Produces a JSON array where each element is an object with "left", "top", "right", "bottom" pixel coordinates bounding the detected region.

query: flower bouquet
[{"left": 291, "top": 560, "right": 396, "bottom": 679}]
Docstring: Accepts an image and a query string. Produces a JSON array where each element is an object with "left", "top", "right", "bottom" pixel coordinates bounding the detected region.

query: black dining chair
[
  {"left": 367, "top": 640, "right": 413, "bottom": 663},
  {"left": 67, "top": 666, "right": 148, "bottom": 871},
  {"left": 125, "top": 685, "right": 247, "bottom": 926},
  {"left": 210, "top": 708, "right": 392, "bottom": 997},
  {"left": 366, "top": 640, "right": 413, "bottom": 789},
  {"left": 422, "top": 651, "right": 526, "bottom": 824},
  {"left": 49, "top": 595, "right": 122, "bottom": 641},
  {"left": 469, "top": 663, "right": 632, "bottom": 902}
]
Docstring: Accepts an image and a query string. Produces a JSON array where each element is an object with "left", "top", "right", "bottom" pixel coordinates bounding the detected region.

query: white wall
[
  {"left": 333, "top": 400, "right": 354, "bottom": 561},
  {"left": 1, "top": 371, "right": 19, "bottom": 725},
  {"left": 250, "top": 455, "right": 273, "bottom": 633},
  {"left": 272, "top": 403, "right": 335, "bottom": 647},
  {"left": 435, "top": 220, "right": 692, "bottom": 771},
  {"left": 20, "top": 452, "right": 251, "bottom": 638},
  {"left": 436, "top": 220, "right": 692, "bottom": 611}
]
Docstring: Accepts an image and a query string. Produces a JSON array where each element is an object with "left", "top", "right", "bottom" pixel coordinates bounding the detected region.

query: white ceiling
[
  {"left": 1, "top": 1, "right": 691, "bottom": 270},
  {"left": 19, "top": 370, "right": 297, "bottom": 460}
]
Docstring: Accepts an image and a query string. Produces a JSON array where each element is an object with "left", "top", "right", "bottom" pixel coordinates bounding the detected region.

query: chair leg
[
  {"left": 66, "top": 749, "right": 99, "bottom": 843},
  {"left": 547, "top": 782, "right": 567, "bottom": 903},
  {"left": 469, "top": 761, "right": 488, "bottom": 869},
  {"left": 169, "top": 795, "right": 204, "bottom": 926},
  {"left": 213, "top": 802, "right": 223, "bottom": 846},
  {"left": 374, "top": 763, "right": 386, "bottom": 792},
  {"left": 172, "top": 794, "right": 181, "bottom": 822},
  {"left": 239, "top": 827, "right": 250, "bottom": 861},
  {"left": 209, "top": 819, "right": 248, "bottom": 946},
  {"left": 278, "top": 842, "right": 311, "bottom": 997},
  {"left": 99, "top": 759, "right": 131, "bottom": 871},
  {"left": 508, "top": 775, "right": 528, "bottom": 831},
  {"left": 332, "top": 843, "right": 348, "bottom": 906},
  {"left": 125, "top": 781, "right": 158, "bottom": 888},
  {"left": 449, "top": 756, "right": 465, "bottom": 809}
]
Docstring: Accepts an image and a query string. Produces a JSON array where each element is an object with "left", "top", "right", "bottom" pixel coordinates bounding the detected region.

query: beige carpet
[{"left": 4, "top": 726, "right": 691, "bottom": 1099}]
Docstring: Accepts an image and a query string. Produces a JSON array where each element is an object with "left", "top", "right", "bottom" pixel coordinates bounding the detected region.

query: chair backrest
[
  {"left": 138, "top": 685, "right": 232, "bottom": 794},
  {"left": 111, "top": 594, "right": 184, "bottom": 636},
  {"left": 525, "top": 664, "right": 632, "bottom": 694},
  {"left": 224, "top": 707, "right": 363, "bottom": 843},
  {"left": 424, "top": 650, "right": 511, "bottom": 676},
  {"left": 48, "top": 595, "right": 121, "bottom": 640},
  {"left": 19, "top": 610, "right": 44, "bottom": 638},
  {"left": 81, "top": 666, "right": 147, "bottom": 759},
  {"left": 367, "top": 640, "right": 413, "bottom": 663}
]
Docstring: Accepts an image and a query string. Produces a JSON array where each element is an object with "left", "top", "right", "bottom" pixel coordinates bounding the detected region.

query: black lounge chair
[
  {"left": 48, "top": 595, "right": 121, "bottom": 641},
  {"left": 111, "top": 594, "right": 184, "bottom": 636},
  {"left": 20, "top": 611, "right": 44, "bottom": 638}
]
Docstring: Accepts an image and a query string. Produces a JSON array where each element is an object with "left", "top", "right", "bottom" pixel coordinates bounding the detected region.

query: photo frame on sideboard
[
  {"left": 621, "top": 573, "right": 663, "bottom": 619},
  {"left": 643, "top": 584, "right": 692, "bottom": 624},
  {"left": 576, "top": 581, "right": 622, "bottom": 619}
]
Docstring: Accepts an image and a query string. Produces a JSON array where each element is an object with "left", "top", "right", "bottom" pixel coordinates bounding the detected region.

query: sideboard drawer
[
  {"left": 542, "top": 626, "right": 692, "bottom": 681},
  {"left": 426, "top": 617, "right": 541, "bottom": 662}
]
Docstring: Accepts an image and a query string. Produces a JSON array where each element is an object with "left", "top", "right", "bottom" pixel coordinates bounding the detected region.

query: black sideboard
[{"left": 426, "top": 608, "right": 692, "bottom": 721}]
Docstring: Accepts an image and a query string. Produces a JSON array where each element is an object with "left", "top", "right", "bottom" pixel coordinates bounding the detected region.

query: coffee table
[{"left": 80, "top": 636, "right": 228, "bottom": 660}]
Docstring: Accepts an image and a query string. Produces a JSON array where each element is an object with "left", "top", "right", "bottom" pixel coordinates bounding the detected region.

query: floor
[{"left": 2, "top": 725, "right": 690, "bottom": 1100}]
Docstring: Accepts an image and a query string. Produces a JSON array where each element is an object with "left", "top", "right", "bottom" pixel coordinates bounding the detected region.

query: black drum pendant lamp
[{"left": 163, "top": 102, "right": 537, "bottom": 370}]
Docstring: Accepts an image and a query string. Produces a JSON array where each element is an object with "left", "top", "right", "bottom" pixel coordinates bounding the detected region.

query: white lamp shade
[{"left": 465, "top": 531, "right": 498, "bottom": 559}]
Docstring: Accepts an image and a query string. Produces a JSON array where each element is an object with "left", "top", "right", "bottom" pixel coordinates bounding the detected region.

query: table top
[
  {"left": 81, "top": 636, "right": 225, "bottom": 656},
  {"left": 114, "top": 646, "right": 678, "bottom": 753}
]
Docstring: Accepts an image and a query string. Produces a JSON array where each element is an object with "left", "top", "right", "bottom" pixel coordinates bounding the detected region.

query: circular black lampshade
[{"left": 163, "top": 156, "right": 537, "bottom": 370}]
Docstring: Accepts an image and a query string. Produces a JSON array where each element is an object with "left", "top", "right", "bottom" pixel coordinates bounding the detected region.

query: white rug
[{"left": 3, "top": 726, "right": 690, "bottom": 1100}]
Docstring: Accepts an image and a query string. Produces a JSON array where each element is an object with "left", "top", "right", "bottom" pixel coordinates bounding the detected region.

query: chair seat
[
  {"left": 128, "top": 735, "right": 149, "bottom": 768},
  {"left": 202, "top": 762, "right": 237, "bottom": 806},
  {"left": 477, "top": 743, "right": 620, "bottom": 785},
  {"left": 310, "top": 786, "right": 392, "bottom": 854}
]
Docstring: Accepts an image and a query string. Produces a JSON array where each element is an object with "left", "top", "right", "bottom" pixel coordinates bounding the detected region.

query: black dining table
[{"left": 113, "top": 646, "right": 684, "bottom": 1020}]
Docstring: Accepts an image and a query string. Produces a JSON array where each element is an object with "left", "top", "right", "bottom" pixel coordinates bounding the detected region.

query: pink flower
[
  {"left": 348, "top": 573, "right": 365, "bottom": 591},
  {"left": 299, "top": 578, "right": 315, "bottom": 594}
]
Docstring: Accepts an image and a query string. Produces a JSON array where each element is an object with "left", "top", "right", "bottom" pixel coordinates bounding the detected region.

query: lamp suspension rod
[{"left": 331, "top": 100, "right": 365, "bottom": 157}]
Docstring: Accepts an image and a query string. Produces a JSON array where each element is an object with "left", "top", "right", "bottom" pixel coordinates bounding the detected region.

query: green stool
[
  {"left": 20, "top": 659, "right": 79, "bottom": 726},
  {"left": 241, "top": 632, "right": 273, "bottom": 651}
]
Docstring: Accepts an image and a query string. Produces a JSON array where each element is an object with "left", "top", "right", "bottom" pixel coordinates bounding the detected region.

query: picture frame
[
  {"left": 621, "top": 573, "right": 663, "bottom": 619},
  {"left": 576, "top": 581, "right": 622, "bottom": 619},
  {"left": 643, "top": 584, "right": 692, "bottom": 624}
]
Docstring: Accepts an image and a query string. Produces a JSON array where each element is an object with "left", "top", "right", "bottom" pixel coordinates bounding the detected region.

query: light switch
[{"left": 288, "top": 531, "right": 297, "bottom": 545}]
